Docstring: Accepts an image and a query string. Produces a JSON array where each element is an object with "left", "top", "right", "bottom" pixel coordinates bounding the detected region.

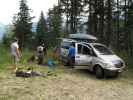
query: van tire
[{"left": 95, "top": 66, "right": 104, "bottom": 79}]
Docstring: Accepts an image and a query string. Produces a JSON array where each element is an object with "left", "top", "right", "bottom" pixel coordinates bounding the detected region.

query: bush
[{"left": 0, "top": 45, "right": 11, "bottom": 71}]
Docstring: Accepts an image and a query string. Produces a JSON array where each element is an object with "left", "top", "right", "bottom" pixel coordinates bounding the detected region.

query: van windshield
[{"left": 93, "top": 44, "right": 113, "bottom": 55}]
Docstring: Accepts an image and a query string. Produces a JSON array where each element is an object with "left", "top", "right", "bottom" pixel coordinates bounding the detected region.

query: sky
[{"left": 0, "top": 0, "right": 58, "bottom": 25}]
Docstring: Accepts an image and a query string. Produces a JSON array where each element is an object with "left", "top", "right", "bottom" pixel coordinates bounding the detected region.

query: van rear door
[{"left": 75, "top": 43, "right": 93, "bottom": 69}]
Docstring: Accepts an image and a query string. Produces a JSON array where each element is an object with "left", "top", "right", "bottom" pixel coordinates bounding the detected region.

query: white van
[{"left": 60, "top": 39, "right": 126, "bottom": 78}]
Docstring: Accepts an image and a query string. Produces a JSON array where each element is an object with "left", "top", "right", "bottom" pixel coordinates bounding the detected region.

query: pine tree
[
  {"left": 60, "top": 0, "right": 70, "bottom": 33},
  {"left": 60, "top": 0, "right": 84, "bottom": 33},
  {"left": 2, "top": 24, "right": 14, "bottom": 46},
  {"left": 13, "top": 0, "right": 33, "bottom": 48},
  {"left": 85, "top": 0, "right": 106, "bottom": 43},
  {"left": 36, "top": 11, "right": 48, "bottom": 45},
  {"left": 126, "top": 0, "right": 133, "bottom": 56},
  {"left": 106, "top": 0, "right": 113, "bottom": 46},
  {"left": 47, "top": 5, "right": 62, "bottom": 47}
]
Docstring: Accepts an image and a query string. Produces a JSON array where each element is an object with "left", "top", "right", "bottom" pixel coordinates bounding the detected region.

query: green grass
[
  {"left": 0, "top": 44, "right": 34, "bottom": 72},
  {"left": 126, "top": 56, "right": 133, "bottom": 71},
  {"left": 0, "top": 45, "right": 11, "bottom": 71},
  {"left": 116, "top": 51, "right": 133, "bottom": 70},
  {"left": 0, "top": 44, "right": 59, "bottom": 72}
]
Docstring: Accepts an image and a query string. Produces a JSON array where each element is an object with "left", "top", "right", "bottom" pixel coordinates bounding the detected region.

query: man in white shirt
[
  {"left": 36, "top": 44, "right": 44, "bottom": 64},
  {"left": 10, "top": 38, "right": 21, "bottom": 71},
  {"left": 27, "top": 43, "right": 47, "bottom": 64}
]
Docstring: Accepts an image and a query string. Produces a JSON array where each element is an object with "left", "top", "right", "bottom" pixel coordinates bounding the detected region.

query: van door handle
[{"left": 76, "top": 56, "right": 80, "bottom": 58}]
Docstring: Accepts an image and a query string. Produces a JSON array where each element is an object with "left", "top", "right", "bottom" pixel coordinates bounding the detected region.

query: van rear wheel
[{"left": 95, "top": 66, "right": 104, "bottom": 79}]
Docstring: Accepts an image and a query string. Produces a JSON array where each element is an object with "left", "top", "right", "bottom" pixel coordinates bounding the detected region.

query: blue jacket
[{"left": 68, "top": 47, "right": 75, "bottom": 58}]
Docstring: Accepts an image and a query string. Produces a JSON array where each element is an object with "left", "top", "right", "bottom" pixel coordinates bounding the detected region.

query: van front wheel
[{"left": 95, "top": 66, "right": 104, "bottom": 79}]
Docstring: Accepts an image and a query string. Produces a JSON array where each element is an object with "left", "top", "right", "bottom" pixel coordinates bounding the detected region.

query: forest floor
[{"left": 0, "top": 64, "right": 133, "bottom": 100}]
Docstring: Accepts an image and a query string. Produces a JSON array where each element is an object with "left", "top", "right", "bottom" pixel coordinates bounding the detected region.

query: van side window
[
  {"left": 78, "top": 44, "right": 82, "bottom": 54},
  {"left": 82, "top": 45, "right": 91, "bottom": 55},
  {"left": 78, "top": 44, "right": 91, "bottom": 55},
  {"left": 61, "top": 42, "right": 71, "bottom": 49}
]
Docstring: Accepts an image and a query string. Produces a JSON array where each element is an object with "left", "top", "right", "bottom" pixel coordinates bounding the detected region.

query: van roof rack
[{"left": 69, "top": 33, "right": 97, "bottom": 40}]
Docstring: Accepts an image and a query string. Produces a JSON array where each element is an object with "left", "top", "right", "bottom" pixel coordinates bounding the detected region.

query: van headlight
[
  {"left": 112, "top": 60, "right": 124, "bottom": 68},
  {"left": 102, "top": 63, "right": 113, "bottom": 68}
]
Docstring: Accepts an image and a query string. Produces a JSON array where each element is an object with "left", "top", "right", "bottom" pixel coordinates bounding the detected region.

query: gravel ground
[{"left": 0, "top": 66, "right": 133, "bottom": 100}]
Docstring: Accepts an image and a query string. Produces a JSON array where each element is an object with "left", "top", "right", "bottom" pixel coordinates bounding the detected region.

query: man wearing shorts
[{"left": 10, "top": 38, "right": 21, "bottom": 71}]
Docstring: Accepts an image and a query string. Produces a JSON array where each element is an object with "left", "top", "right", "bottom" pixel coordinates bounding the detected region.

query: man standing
[
  {"left": 27, "top": 43, "right": 46, "bottom": 64},
  {"left": 68, "top": 43, "right": 75, "bottom": 67},
  {"left": 42, "top": 43, "right": 47, "bottom": 56},
  {"left": 10, "top": 38, "right": 21, "bottom": 72},
  {"left": 36, "top": 43, "right": 45, "bottom": 64}
]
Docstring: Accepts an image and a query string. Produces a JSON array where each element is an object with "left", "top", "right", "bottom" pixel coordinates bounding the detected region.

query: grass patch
[
  {"left": 116, "top": 51, "right": 133, "bottom": 77},
  {"left": 0, "top": 45, "right": 59, "bottom": 73},
  {"left": 0, "top": 45, "right": 11, "bottom": 71},
  {"left": 117, "top": 52, "right": 133, "bottom": 69}
]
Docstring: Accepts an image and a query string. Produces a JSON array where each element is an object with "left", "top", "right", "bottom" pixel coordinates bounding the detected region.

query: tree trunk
[
  {"left": 116, "top": 0, "right": 120, "bottom": 51},
  {"left": 98, "top": 0, "right": 104, "bottom": 43},
  {"left": 88, "top": 0, "right": 93, "bottom": 34},
  {"left": 106, "top": 0, "right": 112, "bottom": 46}
]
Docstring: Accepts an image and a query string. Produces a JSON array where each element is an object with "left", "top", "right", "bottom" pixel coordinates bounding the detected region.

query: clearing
[{"left": 0, "top": 65, "right": 133, "bottom": 100}]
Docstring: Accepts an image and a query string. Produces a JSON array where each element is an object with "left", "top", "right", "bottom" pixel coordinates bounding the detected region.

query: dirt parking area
[{"left": 0, "top": 66, "right": 133, "bottom": 100}]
